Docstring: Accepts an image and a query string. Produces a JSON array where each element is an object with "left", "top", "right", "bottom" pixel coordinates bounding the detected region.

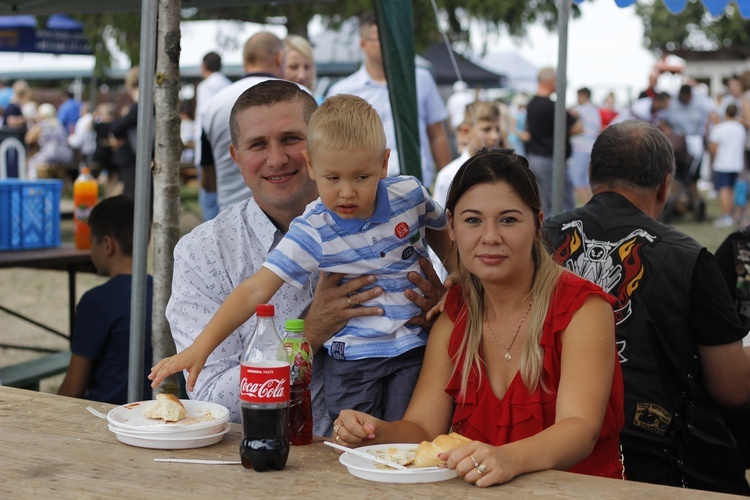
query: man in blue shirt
[{"left": 57, "top": 90, "right": 81, "bottom": 135}]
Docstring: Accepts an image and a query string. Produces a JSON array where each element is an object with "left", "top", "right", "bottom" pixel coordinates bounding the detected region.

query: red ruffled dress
[{"left": 445, "top": 272, "right": 624, "bottom": 479}]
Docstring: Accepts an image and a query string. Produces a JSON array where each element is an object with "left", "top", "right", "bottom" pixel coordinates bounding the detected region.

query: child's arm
[{"left": 149, "top": 267, "right": 285, "bottom": 391}]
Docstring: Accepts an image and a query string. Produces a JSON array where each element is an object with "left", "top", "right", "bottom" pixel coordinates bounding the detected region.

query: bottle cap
[
  {"left": 81, "top": 166, "right": 91, "bottom": 174},
  {"left": 285, "top": 319, "right": 304, "bottom": 332},
  {"left": 256, "top": 304, "right": 274, "bottom": 317}
]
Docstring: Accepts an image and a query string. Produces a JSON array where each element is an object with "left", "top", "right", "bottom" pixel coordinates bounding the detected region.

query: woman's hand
[
  {"left": 332, "top": 410, "right": 384, "bottom": 448},
  {"left": 440, "top": 442, "right": 518, "bottom": 488}
]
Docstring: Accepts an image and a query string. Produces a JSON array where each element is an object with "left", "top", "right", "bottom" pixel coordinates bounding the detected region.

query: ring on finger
[
  {"left": 333, "top": 423, "right": 341, "bottom": 434},
  {"left": 347, "top": 296, "right": 353, "bottom": 307},
  {"left": 335, "top": 434, "right": 340, "bottom": 442},
  {"left": 476, "top": 464, "right": 487, "bottom": 475},
  {"left": 470, "top": 455, "right": 479, "bottom": 468}
]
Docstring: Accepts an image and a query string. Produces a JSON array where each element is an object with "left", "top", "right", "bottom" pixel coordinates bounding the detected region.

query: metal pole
[
  {"left": 551, "top": 0, "right": 571, "bottom": 216},
  {"left": 128, "top": 0, "right": 158, "bottom": 403}
]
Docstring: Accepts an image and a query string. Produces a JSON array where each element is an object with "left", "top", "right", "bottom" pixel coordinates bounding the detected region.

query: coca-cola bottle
[
  {"left": 239, "top": 304, "right": 290, "bottom": 471},
  {"left": 284, "top": 319, "right": 313, "bottom": 445}
]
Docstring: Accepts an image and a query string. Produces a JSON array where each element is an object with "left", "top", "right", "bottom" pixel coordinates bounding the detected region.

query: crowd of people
[{"left": 17, "top": 10, "right": 749, "bottom": 495}]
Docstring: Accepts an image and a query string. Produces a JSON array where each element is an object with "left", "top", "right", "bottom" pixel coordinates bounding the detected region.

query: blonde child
[{"left": 151, "top": 94, "right": 453, "bottom": 421}]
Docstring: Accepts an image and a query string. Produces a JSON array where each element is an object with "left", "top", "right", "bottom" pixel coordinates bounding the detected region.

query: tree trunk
[{"left": 152, "top": 0, "right": 182, "bottom": 395}]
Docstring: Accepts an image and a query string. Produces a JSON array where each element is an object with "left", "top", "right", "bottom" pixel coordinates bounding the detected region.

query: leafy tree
[
  {"left": 78, "top": 0, "right": 579, "bottom": 74},
  {"left": 635, "top": 0, "right": 750, "bottom": 53}
]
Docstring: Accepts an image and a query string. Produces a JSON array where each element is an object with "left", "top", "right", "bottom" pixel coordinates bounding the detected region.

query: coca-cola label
[{"left": 240, "top": 363, "right": 290, "bottom": 403}]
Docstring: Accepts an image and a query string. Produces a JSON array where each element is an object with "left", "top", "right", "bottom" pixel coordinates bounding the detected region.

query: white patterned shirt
[
  {"left": 264, "top": 176, "right": 447, "bottom": 360},
  {"left": 166, "top": 197, "right": 331, "bottom": 436}
]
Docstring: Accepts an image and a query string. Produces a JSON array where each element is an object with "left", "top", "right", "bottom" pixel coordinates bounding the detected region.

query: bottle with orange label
[{"left": 73, "top": 167, "right": 98, "bottom": 249}]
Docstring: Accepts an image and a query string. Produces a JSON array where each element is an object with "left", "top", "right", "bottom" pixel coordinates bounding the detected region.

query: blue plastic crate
[{"left": 0, "top": 179, "right": 62, "bottom": 251}]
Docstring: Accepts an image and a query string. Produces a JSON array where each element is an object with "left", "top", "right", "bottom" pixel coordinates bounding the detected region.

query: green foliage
[
  {"left": 636, "top": 0, "right": 750, "bottom": 52},
  {"left": 77, "top": 1, "right": 580, "bottom": 74},
  {"left": 74, "top": 13, "right": 142, "bottom": 78}
]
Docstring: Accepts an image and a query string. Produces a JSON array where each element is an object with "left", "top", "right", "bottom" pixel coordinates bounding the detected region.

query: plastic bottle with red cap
[{"left": 239, "top": 304, "right": 290, "bottom": 471}]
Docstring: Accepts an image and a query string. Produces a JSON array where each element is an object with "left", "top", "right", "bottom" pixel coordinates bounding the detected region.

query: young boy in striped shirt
[{"left": 151, "top": 94, "right": 454, "bottom": 422}]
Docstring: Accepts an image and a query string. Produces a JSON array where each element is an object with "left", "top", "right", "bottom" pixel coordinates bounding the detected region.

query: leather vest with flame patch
[{"left": 545, "top": 192, "right": 745, "bottom": 491}]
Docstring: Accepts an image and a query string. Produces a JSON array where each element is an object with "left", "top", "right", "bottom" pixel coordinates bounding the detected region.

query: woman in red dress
[{"left": 334, "top": 149, "right": 624, "bottom": 487}]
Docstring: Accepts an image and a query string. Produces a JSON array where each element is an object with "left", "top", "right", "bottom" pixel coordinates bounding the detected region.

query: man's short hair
[
  {"left": 589, "top": 121, "right": 675, "bottom": 191},
  {"left": 229, "top": 80, "right": 317, "bottom": 147},
  {"left": 307, "top": 94, "right": 386, "bottom": 158},
  {"left": 462, "top": 101, "right": 500, "bottom": 127},
  {"left": 538, "top": 67, "right": 556, "bottom": 84},
  {"left": 726, "top": 103, "right": 738, "bottom": 119},
  {"left": 202, "top": 52, "right": 222, "bottom": 73},
  {"left": 359, "top": 11, "right": 378, "bottom": 36},
  {"left": 242, "top": 31, "right": 283, "bottom": 66},
  {"left": 88, "top": 195, "right": 135, "bottom": 257},
  {"left": 679, "top": 84, "right": 692, "bottom": 96},
  {"left": 577, "top": 87, "right": 591, "bottom": 99}
]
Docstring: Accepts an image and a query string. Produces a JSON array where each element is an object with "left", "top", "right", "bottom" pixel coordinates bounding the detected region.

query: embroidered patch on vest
[{"left": 633, "top": 402, "right": 671, "bottom": 436}]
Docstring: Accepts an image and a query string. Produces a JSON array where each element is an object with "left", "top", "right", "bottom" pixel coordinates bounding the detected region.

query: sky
[{"left": 476, "top": 0, "right": 658, "bottom": 106}]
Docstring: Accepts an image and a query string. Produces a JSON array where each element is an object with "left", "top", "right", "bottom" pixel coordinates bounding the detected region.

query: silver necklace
[{"left": 484, "top": 296, "right": 534, "bottom": 361}]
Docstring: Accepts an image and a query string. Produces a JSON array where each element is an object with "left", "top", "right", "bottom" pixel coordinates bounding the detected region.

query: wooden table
[
  {"left": 0, "top": 387, "right": 743, "bottom": 498},
  {"left": 0, "top": 244, "right": 94, "bottom": 348}
]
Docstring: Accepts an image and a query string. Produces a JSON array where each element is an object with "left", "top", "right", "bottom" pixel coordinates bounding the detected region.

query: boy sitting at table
[
  {"left": 150, "top": 94, "right": 453, "bottom": 421},
  {"left": 58, "top": 195, "right": 153, "bottom": 405}
]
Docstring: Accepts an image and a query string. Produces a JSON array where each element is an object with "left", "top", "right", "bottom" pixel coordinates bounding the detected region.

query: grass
[{"left": 671, "top": 194, "right": 736, "bottom": 252}]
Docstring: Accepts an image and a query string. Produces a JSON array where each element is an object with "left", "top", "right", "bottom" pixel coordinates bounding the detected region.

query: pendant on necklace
[{"left": 504, "top": 352, "right": 512, "bottom": 361}]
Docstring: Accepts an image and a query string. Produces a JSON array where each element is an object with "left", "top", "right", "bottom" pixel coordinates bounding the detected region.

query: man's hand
[
  {"left": 405, "top": 257, "right": 449, "bottom": 330},
  {"left": 304, "top": 272, "right": 384, "bottom": 353}
]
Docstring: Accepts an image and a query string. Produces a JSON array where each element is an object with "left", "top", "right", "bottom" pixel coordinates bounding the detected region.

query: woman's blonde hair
[
  {"left": 444, "top": 149, "right": 562, "bottom": 396},
  {"left": 284, "top": 34, "right": 316, "bottom": 90}
]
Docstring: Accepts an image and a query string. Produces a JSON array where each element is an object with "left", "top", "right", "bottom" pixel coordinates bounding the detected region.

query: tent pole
[
  {"left": 128, "top": 0, "right": 158, "bottom": 403},
  {"left": 551, "top": 0, "right": 571, "bottom": 216}
]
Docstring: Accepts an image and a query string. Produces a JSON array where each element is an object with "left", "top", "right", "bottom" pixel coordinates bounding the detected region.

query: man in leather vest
[{"left": 544, "top": 120, "right": 750, "bottom": 495}]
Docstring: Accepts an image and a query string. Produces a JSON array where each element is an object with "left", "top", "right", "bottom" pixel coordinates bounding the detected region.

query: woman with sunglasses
[{"left": 333, "top": 150, "right": 624, "bottom": 487}]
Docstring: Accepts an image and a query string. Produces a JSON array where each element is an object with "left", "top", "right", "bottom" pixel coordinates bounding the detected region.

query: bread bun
[
  {"left": 414, "top": 432, "right": 472, "bottom": 467},
  {"left": 142, "top": 393, "right": 187, "bottom": 422}
]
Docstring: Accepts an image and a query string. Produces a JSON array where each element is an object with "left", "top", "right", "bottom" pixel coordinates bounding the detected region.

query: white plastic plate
[
  {"left": 107, "top": 399, "right": 229, "bottom": 433},
  {"left": 110, "top": 422, "right": 231, "bottom": 450},
  {"left": 339, "top": 444, "right": 457, "bottom": 484}
]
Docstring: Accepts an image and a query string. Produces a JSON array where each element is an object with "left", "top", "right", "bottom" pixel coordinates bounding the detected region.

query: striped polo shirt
[{"left": 263, "top": 176, "right": 447, "bottom": 360}]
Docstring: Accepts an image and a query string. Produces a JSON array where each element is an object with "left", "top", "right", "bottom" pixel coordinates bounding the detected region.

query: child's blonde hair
[
  {"left": 461, "top": 100, "right": 500, "bottom": 128},
  {"left": 307, "top": 94, "right": 386, "bottom": 157}
]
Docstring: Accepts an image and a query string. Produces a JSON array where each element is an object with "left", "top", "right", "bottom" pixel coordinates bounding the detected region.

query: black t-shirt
[
  {"left": 690, "top": 248, "right": 748, "bottom": 345},
  {"left": 525, "top": 95, "right": 575, "bottom": 158}
]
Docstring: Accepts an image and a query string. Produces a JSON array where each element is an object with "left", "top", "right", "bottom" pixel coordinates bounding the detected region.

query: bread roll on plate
[
  {"left": 142, "top": 393, "right": 187, "bottom": 422},
  {"left": 414, "top": 432, "right": 472, "bottom": 467}
]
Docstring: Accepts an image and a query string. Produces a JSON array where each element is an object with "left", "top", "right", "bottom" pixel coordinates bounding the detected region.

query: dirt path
[{"left": 0, "top": 267, "right": 107, "bottom": 392}]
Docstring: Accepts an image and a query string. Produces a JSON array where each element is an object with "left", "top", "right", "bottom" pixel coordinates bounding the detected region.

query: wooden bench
[{"left": 0, "top": 351, "right": 71, "bottom": 391}]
